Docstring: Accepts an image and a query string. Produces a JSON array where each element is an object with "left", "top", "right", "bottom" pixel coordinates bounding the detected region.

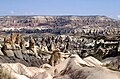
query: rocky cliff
[
  {"left": 0, "top": 15, "right": 119, "bottom": 27},
  {"left": 0, "top": 15, "right": 120, "bottom": 35}
]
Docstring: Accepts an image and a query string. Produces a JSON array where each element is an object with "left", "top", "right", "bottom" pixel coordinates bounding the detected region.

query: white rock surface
[
  {"left": 0, "top": 55, "right": 120, "bottom": 79},
  {"left": 83, "top": 56, "right": 103, "bottom": 66}
]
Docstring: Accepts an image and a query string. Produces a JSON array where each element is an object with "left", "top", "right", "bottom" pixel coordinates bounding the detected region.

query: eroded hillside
[{"left": 0, "top": 15, "right": 120, "bottom": 35}]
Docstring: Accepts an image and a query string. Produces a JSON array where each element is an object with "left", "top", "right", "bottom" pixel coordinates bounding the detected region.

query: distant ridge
[{"left": 0, "top": 15, "right": 119, "bottom": 28}]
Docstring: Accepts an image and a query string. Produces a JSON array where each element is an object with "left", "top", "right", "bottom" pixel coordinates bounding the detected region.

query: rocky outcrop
[
  {"left": 0, "top": 32, "right": 120, "bottom": 79},
  {"left": 0, "top": 33, "right": 47, "bottom": 67},
  {"left": 0, "top": 15, "right": 119, "bottom": 27},
  {"left": 0, "top": 15, "right": 120, "bottom": 35},
  {"left": 102, "top": 56, "right": 120, "bottom": 70},
  {"left": 0, "top": 54, "right": 120, "bottom": 79},
  {"left": 0, "top": 32, "right": 119, "bottom": 65},
  {"left": 32, "top": 54, "right": 120, "bottom": 79},
  {"left": 54, "top": 67, "right": 120, "bottom": 79},
  {"left": 0, "top": 16, "right": 116, "bottom": 27},
  {"left": 0, "top": 63, "right": 46, "bottom": 79}
]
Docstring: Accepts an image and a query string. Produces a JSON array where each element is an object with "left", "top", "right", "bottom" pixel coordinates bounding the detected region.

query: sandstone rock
[
  {"left": 3, "top": 50, "right": 14, "bottom": 57},
  {"left": 4, "top": 43, "right": 13, "bottom": 50},
  {"left": 0, "top": 54, "right": 45, "bottom": 67},
  {"left": 45, "top": 54, "right": 86, "bottom": 76},
  {"left": 0, "top": 63, "right": 49, "bottom": 79},
  {"left": 40, "top": 63, "right": 52, "bottom": 70},
  {"left": 11, "top": 33, "right": 18, "bottom": 44},
  {"left": 40, "top": 45, "right": 49, "bottom": 52},
  {"left": 102, "top": 56, "right": 120, "bottom": 70},
  {"left": 14, "top": 50, "right": 23, "bottom": 59},
  {"left": 0, "top": 63, "right": 33, "bottom": 78},
  {"left": 31, "top": 54, "right": 118, "bottom": 79},
  {"left": 0, "top": 49, "right": 4, "bottom": 56},
  {"left": 31, "top": 72, "right": 52, "bottom": 79},
  {"left": 0, "top": 16, "right": 119, "bottom": 35},
  {"left": 0, "top": 55, "right": 15, "bottom": 63},
  {"left": 0, "top": 66, "right": 30, "bottom": 79},
  {"left": 14, "top": 44, "right": 21, "bottom": 49},
  {"left": 29, "top": 36, "right": 35, "bottom": 49},
  {"left": 22, "top": 49, "right": 34, "bottom": 55},
  {"left": 0, "top": 54, "right": 120, "bottom": 79},
  {"left": 27, "top": 67, "right": 46, "bottom": 75},
  {"left": 54, "top": 67, "right": 120, "bottom": 79},
  {"left": 53, "top": 55, "right": 120, "bottom": 79},
  {"left": 83, "top": 56, "right": 103, "bottom": 66},
  {"left": 0, "top": 44, "right": 2, "bottom": 48},
  {"left": 13, "top": 74, "right": 30, "bottom": 79}
]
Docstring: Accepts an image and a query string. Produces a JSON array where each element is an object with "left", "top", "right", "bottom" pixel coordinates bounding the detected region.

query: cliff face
[
  {"left": 0, "top": 15, "right": 120, "bottom": 35},
  {"left": 0, "top": 15, "right": 119, "bottom": 28}
]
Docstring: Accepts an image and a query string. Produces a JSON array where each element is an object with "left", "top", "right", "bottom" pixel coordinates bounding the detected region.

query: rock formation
[
  {"left": 0, "top": 15, "right": 120, "bottom": 79},
  {"left": 0, "top": 33, "right": 46, "bottom": 67},
  {"left": 0, "top": 15, "right": 120, "bottom": 35},
  {"left": 31, "top": 54, "right": 120, "bottom": 79},
  {"left": 49, "top": 50, "right": 62, "bottom": 66}
]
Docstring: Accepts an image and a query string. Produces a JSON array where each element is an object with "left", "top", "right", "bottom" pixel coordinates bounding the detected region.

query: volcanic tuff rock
[
  {"left": 0, "top": 15, "right": 119, "bottom": 28},
  {"left": 0, "top": 15, "right": 120, "bottom": 35}
]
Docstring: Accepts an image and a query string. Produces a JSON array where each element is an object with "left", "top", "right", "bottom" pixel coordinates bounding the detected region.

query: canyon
[
  {"left": 0, "top": 15, "right": 120, "bottom": 35},
  {"left": 0, "top": 15, "right": 120, "bottom": 79}
]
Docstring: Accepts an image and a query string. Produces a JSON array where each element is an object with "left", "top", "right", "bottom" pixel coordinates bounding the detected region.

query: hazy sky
[{"left": 0, "top": 0, "right": 120, "bottom": 19}]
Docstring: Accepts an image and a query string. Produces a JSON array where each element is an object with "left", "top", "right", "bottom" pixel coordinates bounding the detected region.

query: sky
[{"left": 0, "top": 0, "right": 120, "bottom": 19}]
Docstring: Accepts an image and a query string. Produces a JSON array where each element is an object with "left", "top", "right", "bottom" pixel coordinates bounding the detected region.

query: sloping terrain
[{"left": 0, "top": 15, "right": 118, "bottom": 28}]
